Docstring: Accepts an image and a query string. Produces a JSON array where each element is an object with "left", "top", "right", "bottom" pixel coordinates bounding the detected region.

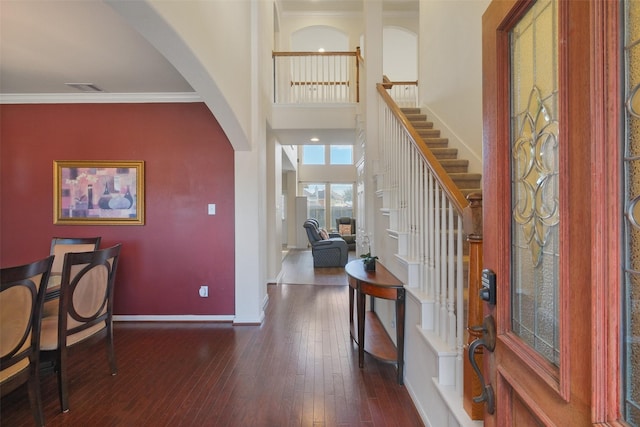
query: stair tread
[
  {"left": 411, "top": 121, "right": 434, "bottom": 128},
  {"left": 423, "top": 138, "right": 449, "bottom": 145},
  {"left": 416, "top": 129, "right": 440, "bottom": 137},
  {"left": 439, "top": 159, "right": 469, "bottom": 165},
  {"left": 405, "top": 114, "right": 427, "bottom": 121},
  {"left": 431, "top": 152, "right": 458, "bottom": 160}
]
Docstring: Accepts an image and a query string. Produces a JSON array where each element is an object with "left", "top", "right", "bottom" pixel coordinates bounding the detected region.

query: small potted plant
[{"left": 361, "top": 252, "right": 378, "bottom": 272}]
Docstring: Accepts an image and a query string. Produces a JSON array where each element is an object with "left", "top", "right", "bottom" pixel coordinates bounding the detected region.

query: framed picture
[{"left": 54, "top": 160, "right": 145, "bottom": 225}]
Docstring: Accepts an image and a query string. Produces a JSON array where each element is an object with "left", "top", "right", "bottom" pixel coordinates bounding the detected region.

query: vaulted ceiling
[{"left": 0, "top": 0, "right": 417, "bottom": 95}]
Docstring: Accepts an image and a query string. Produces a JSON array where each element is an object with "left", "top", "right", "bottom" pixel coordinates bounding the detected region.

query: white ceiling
[
  {"left": 0, "top": 0, "right": 417, "bottom": 95},
  {"left": 0, "top": 0, "right": 194, "bottom": 94}
]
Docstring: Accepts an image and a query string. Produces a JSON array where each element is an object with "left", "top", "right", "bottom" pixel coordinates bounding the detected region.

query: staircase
[
  {"left": 401, "top": 107, "right": 482, "bottom": 197},
  {"left": 374, "top": 88, "right": 483, "bottom": 427}
]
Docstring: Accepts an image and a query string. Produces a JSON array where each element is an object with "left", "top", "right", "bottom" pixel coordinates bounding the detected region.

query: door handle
[{"left": 467, "top": 315, "right": 496, "bottom": 414}]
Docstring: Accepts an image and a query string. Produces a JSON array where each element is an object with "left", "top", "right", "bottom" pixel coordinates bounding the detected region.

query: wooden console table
[{"left": 346, "top": 259, "right": 405, "bottom": 385}]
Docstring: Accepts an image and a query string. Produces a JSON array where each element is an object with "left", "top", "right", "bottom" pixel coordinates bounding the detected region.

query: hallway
[
  {"left": 2, "top": 264, "right": 423, "bottom": 426},
  {"left": 277, "top": 249, "right": 358, "bottom": 286}
]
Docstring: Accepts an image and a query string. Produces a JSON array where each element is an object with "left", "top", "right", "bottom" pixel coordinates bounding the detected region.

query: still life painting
[{"left": 54, "top": 160, "right": 145, "bottom": 225}]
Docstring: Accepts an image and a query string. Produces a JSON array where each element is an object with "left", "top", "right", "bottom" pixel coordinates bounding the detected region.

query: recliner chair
[{"left": 303, "top": 219, "right": 348, "bottom": 267}]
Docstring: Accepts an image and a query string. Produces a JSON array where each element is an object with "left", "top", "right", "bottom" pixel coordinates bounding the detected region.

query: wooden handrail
[
  {"left": 382, "top": 75, "right": 418, "bottom": 89},
  {"left": 272, "top": 51, "right": 357, "bottom": 57},
  {"left": 388, "top": 80, "right": 418, "bottom": 86},
  {"left": 376, "top": 83, "right": 470, "bottom": 214}
]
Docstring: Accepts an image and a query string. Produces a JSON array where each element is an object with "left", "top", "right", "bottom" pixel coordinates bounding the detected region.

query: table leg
[
  {"left": 349, "top": 285, "right": 355, "bottom": 341},
  {"left": 357, "top": 287, "right": 366, "bottom": 369},
  {"left": 396, "top": 291, "right": 406, "bottom": 385}
]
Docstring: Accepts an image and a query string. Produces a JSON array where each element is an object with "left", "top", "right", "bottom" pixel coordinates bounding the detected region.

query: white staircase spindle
[
  {"left": 439, "top": 191, "right": 448, "bottom": 340},
  {"left": 447, "top": 204, "right": 456, "bottom": 348},
  {"left": 428, "top": 172, "right": 435, "bottom": 299},
  {"left": 456, "top": 215, "right": 464, "bottom": 395}
]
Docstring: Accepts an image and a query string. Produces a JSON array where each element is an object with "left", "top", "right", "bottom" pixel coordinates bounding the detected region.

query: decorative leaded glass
[{"left": 510, "top": 0, "right": 560, "bottom": 366}]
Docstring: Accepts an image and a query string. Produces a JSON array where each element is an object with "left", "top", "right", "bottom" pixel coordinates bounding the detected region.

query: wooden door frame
[
  {"left": 590, "top": 1, "right": 623, "bottom": 424},
  {"left": 481, "top": 0, "right": 625, "bottom": 424}
]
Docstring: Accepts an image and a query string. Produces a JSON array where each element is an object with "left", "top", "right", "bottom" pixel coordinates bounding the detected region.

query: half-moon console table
[{"left": 345, "top": 259, "right": 405, "bottom": 385}]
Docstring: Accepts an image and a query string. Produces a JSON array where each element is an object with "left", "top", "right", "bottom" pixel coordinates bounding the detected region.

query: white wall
[
  {"left": 128, "top": 0, "right": 255, "bottom": 150},
  {"left": 383, "top": 27, "right": 417, "bottom": 81},
  {"left": 419, "top": 0, "right": 489, "bottom": 174},
  {"left": 291, "top": 25, "right": 349, "bottom": 51},
  {"left": 278, "top": 14, "right": 363, "bottom": 50},
  {"left": 298, "top": 163, "right": 357, "bottom": 183}
]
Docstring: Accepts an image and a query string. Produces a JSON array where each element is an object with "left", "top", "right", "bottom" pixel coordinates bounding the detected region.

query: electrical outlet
[{"left": 199, "top": 285, "right": 208, "bottom": 298}]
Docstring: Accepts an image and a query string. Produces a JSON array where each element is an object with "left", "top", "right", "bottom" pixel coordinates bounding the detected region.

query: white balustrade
[{"left": 378, "top": 91, "right": 467, "bottom": 392}]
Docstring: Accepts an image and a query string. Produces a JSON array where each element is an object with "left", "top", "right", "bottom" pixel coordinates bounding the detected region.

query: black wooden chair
[
  {"left": 49, "top": 237, "right": 102, "bottom": 276},
  {"left": 44, "top": 237, "right": 102, "bottom": 317},
  {"left": 40, "top": 244, "right": 121, "bottom": 413},
  {"left": 1, "top": 256, "right": 54, "bottom": 426}
]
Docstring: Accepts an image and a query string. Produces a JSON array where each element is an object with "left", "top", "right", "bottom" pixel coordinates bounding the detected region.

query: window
[
  {"left": 302, "top": 183, "right": 326, "bottom": 228},
  {"left": 302, "top": 144, "right": 353, "bottom": 165},
  {"left": 329, "top": 183, "right": 353, "bottom": 228},
  {"left": 302, "top": 182, "right": 353, "bottom": 230},
  {"left": 330, "top": 145, "right": 353, "bottom": 165},
  {"left": 302, "top": 146, "right": 325, "bottom": 165}
]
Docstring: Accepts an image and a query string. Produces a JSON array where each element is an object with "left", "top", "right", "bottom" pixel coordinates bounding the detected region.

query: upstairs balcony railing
[{"left": 273, "top": 49, "right": 361, "bottom": 104}]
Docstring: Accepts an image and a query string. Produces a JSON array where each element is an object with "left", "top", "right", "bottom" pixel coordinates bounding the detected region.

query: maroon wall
[{"left": 0, "top": 103, "right": 235, "bottom": 315}]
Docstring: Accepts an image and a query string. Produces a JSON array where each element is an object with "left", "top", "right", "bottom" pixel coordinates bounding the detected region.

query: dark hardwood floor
[{"left": 2, "top": 250, "right": 423, "bottom": 426}]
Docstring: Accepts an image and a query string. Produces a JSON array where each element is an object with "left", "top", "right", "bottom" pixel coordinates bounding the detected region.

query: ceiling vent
[{"left": 65, "top": 83, "right": 104, "bottom": 92}]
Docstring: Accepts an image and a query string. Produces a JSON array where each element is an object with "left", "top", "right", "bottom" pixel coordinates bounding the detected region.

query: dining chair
[
  {"left": 49, "top": 237, "right": 101, "bottom": 275},
  {"left": 44, "top": 237, "right": 101, "bottom": 317},
  {"left": 1, "top": 255, "right": 54, "bottom": 427},
  {"left": 40, "top": 244, "right": 121, "bottom": 413}
]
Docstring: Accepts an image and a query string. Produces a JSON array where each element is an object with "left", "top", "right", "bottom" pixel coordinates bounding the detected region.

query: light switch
[{"left": 208, "top": 204, "right": 216, "bottom": 215}]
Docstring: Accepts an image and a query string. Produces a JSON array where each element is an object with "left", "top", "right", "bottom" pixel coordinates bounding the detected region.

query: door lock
[{"left": 480, "top": 269, "right": 496, "bottom": 305}]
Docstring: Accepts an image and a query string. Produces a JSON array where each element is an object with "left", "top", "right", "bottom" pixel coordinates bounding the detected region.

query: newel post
[{"left": 462, "top": 192, "right": 484, "bottom": 420}]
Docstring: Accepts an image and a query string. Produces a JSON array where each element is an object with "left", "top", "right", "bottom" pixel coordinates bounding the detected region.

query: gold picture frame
[{"left": 54, "top": 160, "right": 145, "bottom": 225}]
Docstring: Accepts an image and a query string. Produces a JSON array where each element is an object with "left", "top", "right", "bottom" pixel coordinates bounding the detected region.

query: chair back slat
[{"left": 50, "top": 237, "right": 101, "bottom": 275}]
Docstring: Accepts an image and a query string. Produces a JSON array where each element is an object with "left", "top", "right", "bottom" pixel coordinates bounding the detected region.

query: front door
[{"left": 481, "top": 0, "right": 624, "bottom": 425}]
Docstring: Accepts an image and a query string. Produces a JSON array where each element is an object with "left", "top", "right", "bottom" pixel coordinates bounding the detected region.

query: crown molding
[{"left": 0, "top": 92, "right": 201, "bottom": 104}]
